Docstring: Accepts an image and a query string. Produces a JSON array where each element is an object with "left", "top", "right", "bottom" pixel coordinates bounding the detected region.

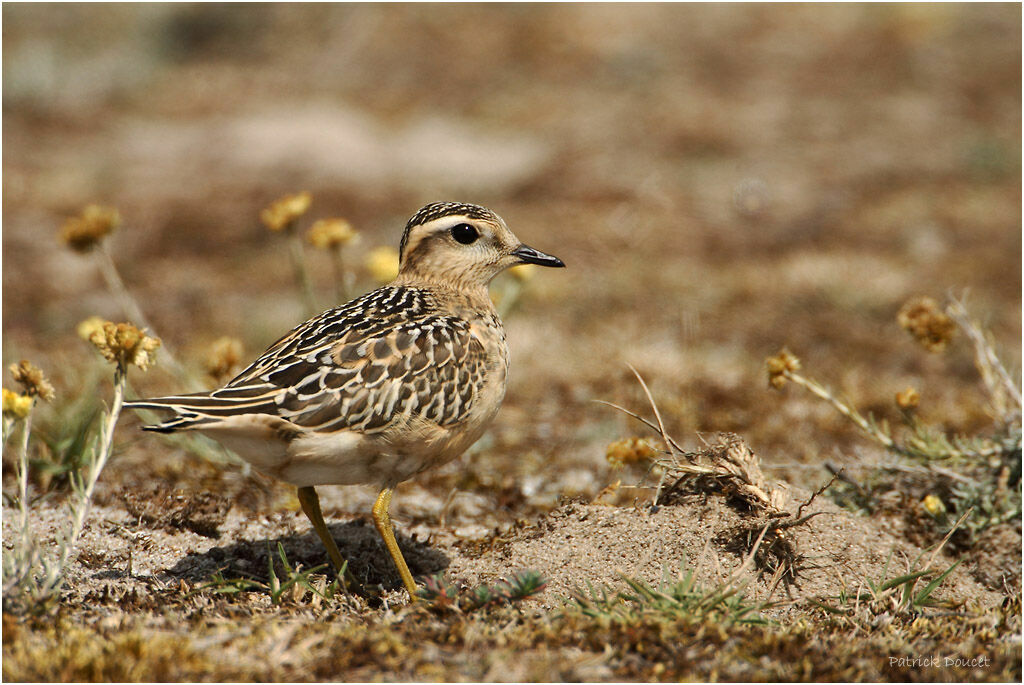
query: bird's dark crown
[{"left": 399, "top": 202, "right": 499, "bottom": 260}]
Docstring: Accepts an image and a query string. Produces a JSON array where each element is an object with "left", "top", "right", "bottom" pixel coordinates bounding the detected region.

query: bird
[{"left": 125, "top": 201, "right": 564, "bottom": 599}]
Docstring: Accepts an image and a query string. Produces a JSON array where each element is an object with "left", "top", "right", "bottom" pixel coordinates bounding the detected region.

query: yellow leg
[
  {"left": 297, "top": 485, "right": 361, "bottom": 591},
  {"left": 372, "top": 487, "right": 419, "bottom": 600}
]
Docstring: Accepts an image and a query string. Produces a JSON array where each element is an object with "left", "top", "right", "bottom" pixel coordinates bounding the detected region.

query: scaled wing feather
[{"left": 126, "top": 287, "right": 488, "bottom": 435}]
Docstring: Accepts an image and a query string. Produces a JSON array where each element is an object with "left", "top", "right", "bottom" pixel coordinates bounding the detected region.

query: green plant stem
[
  {"left": 330, "top": 246, "right": 352, "bottom": 303},
  {"left": 783, "top": 370, "right": 896, "bottom": 449},
  {"left": 289, "top": 231, "right": 318, "bottom": 315},
  {"left": 3, "top": 412, "right": 48, "bottom": 604},
  {"left": 946, "top": 298, "right": 1022, "bottom": 417},
  {"left": 787, "top": 369, "right": 1011, "bottom": 462},
  {"left": 96, "top": 244, "right": 153, "bottom": 334},
  {"left": 95, "top": 243, "right": 191, "bottom": 386},
  {"left": 16, "top": 410, "right": 33, "bottom": 533},
  {"left": 2, "top": 415, "right": 15, "bottom": 450},
  {"left": 53, "top": 361, "right": 127, "bottom": 585},
  {"left": 3, "top": 366, "right": 132, "bottom": 608},
  {"left": 2, "top": 415, "right": 33, "bottom": 601}
]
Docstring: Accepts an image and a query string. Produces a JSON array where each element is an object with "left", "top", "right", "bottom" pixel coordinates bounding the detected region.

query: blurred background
[{"left": 3, "top": 3, "right": 1021, "bottom": 521}]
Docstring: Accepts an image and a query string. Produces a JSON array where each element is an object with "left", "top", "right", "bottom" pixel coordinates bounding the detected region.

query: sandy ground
[{"left": 2, "top": 437, "right": 1011, "bottom": 616}]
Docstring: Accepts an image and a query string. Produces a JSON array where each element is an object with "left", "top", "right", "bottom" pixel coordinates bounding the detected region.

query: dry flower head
[
  {"left": 366, "top": 246, "right": 400, "bottom": 283},
  {"left": 606, "top": 437, "right": 658, "bottom": 469},
  {"left": 898, "top": 297, "right": 956, "bottom": 353},
  {"left": 307, "top": 218, "right": 358, "bottom": 249},
  {"left": 76, "top": 316, "right": 107, "bottom": 342},
  {"left": 260, "top": 191, "right": 312, "bottom": 232},
  {"left": 895, "top": 387, "right": 920, "bottom": 410},
  {"left": 206, "top": 336, "right": 245, "bottom": 384},
  {"left": 2, "top": 387, "right": 33, "bottom": 419},
  {"left": 8, "top": 360, "right": 55, "bottom": 402},
  {"left": 766, "top": 348, "right": 801, "bottom": 388},
  {"left": 59, "top": 204, "right": 120, "bottom": 252},
  {"left": 88, "top": 321, "right": 162, "bottom": 370},
  {"left": 921, "top": 493, "right": 946, "bottom": 517}
]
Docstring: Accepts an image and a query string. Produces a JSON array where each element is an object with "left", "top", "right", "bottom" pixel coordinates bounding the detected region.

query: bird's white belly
[{"left": 279, "top": 420, "right": 477, "bottom": 488}]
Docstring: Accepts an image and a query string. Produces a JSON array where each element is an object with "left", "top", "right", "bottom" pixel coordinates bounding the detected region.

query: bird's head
[{"left": 395, "top": 202, "right": 564, "bottom": 290}]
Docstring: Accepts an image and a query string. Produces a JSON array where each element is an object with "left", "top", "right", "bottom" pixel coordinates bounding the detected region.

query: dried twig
[{"left": 795, "top": 470, "right": 842, "bottom": 520}]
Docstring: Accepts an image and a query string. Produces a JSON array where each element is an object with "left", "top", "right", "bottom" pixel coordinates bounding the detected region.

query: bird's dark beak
[{"left": 512, "top": 244, "right": 565, "bottom": 268}]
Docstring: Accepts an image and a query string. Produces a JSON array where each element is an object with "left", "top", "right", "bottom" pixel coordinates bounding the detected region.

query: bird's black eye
[{"left": 450, "top": 223, "right": 479, "bottom": 245}]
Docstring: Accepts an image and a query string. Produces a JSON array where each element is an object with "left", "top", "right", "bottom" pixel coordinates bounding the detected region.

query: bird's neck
[{"left": 391, "top": 272, "right": 495, "bottom": 311}]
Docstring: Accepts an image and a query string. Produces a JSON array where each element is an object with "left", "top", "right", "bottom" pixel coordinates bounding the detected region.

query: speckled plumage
[
  {"left": 137, "top": 287, "right": 496, "bottom": 435},
  {"left": 126, "top": 201, "right": 563, "bottom": 597}
]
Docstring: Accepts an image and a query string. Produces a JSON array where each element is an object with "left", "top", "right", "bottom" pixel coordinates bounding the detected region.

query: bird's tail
[{"left": 124, "top": 385, "right": 279, "bottom": 433}]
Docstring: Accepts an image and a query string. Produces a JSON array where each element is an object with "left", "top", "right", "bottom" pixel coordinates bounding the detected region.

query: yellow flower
[
  {"left": 9, "top": 360, "right": 55, "bottom": 402},
  {"left": 59, "top": 204, "right": 120, "bottom": 252},
  {"left": 2, "top": 388, "right": 33, "bottom": 419},
  {"left": 922, "top": 494, "right": 946, "bottom": 517},
  {"left": 87, "top": 321, "right": 162, "bottom": 370},
  {"left": 206, "top": 336, "right": 244, "bottom": 384},
  {"left": 895, "top": 387, "right": 920, "bottom": 410},
  {"left": 606, "top": 437, "right": 658, "bottom": 469},
  {"left": 260, "top": 191, "right": 312, "bottom": 232},
  {"left": 366, "top": 246, "right": 400, "bottom": 283},
  {"left": 508, "top": 264, "right": 536, "bottom": 283},
  {"left": 766, "top": 348, "right": 801, "bottom": 389},
  {"left": 76, "top": 316, "right": 107, "bottom": 342},
  {"left": 898, "top": 297, "right": 956, "bottom": 353},
  {"left": 307, "top": 218, "right": 359, "bottom": 249}
]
